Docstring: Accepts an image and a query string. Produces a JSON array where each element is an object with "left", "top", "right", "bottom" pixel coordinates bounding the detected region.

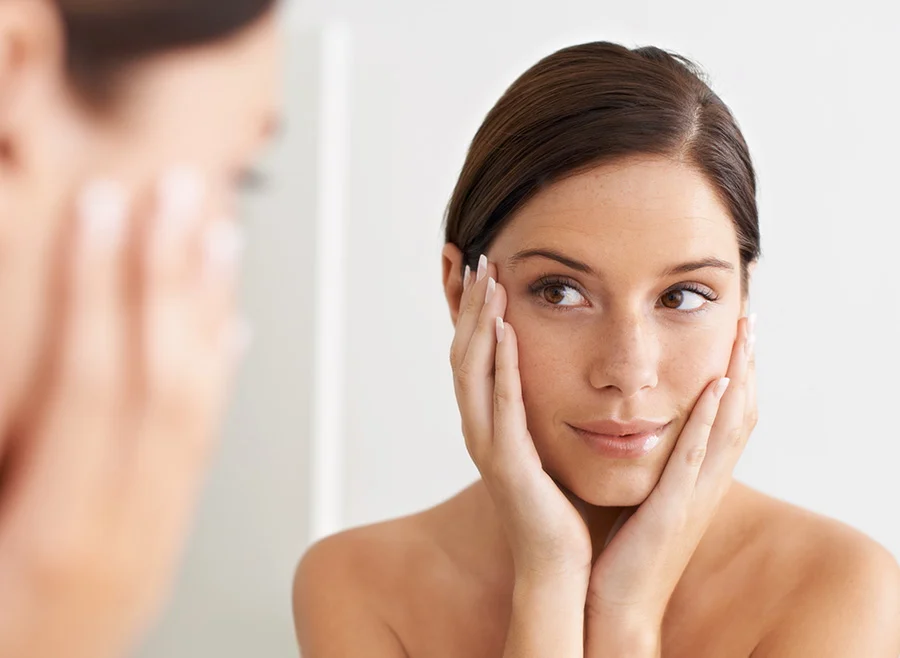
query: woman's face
[
  {"left": 0, "top": 6, "right": 282, "bottom": 424},
  {"left": 487, "top": 156, "right": 748, "bottom": 507}
]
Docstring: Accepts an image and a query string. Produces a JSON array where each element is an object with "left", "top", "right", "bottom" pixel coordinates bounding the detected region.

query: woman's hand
[
  {"left": 0, "top": 169, "right": 246, "bottom": 658},
  {"left": 450, "top": 255, "right": 592, "bottom": 583},
  {"left": 585, "top": 314, "right": 757, "bottom": 655}
]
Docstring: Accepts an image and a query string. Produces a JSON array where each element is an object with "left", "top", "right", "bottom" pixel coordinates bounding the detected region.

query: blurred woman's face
[
  {"left": 488, "top": 156, "right": 748, "bottom": 506},
  {"left": 0, "top": 5, "right": 282, "bottom": 429}
]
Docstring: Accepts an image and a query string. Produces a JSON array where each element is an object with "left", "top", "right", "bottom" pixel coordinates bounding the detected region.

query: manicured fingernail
[
  {"left": 203, "top": 219, "right": 245, "bottom": 282},
  {"left": 158, "top": 166, "right": 204, "bottom": 243},
  {"left": 78, "top": 179, "right": 128, "bottom": 251},
  {"left": 476, "top": 254, "right": 488, "bottom": 282},
  {"left": 485, "top": 277, "right": 496, "bottom": 304},
  {"left": 714, "top": 377, "right": 731, "bottom": 400},
  {"left": 745, "top": 313, "right": 757, "bottom": 357},
  {"left": 496, "top": 317, "right": 505, "bottom": 343},
  {"left": 463, "top": 265, "right": 471, "bottom": 292}
]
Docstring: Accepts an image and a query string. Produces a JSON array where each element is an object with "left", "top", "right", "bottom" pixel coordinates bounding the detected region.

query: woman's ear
[{"left": 442, "top": 242, "right": 465, "bottom": 326}]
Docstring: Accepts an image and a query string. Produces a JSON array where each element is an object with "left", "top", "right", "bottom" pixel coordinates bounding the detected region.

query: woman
[
  {"left": 294, "top": 42, "right": 900, "bottom": 656},
  {"left": 0, "top": 1, "right": 281, "bottom": 657}
]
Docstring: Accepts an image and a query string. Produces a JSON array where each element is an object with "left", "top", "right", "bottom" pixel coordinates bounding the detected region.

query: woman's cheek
[
  {"left": 511, "top": 312, "right": 573, "bottom": 411},
  {"left": 662, "top": 323, "right": 735, "bottom": 402}
]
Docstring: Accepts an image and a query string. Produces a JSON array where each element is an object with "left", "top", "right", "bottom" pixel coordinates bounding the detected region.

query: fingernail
[
  {"left": 78, "top": 179, "right": 128, "bottom": 252},
  {"left": 463, "top": 265, "right": 471, "bottom": 292},
  {"left": 496, "top": 317, "right": 505, "bottom": 343},
  {"left": 158, "top": 166, "right": 204, "bottom": 243},
  {"left": 714, "top": 377, "right": 731, "bottom": 400},
  {"left": 485, "top": 277, "right": 496, "bottom": 304},
  {"left": 476, "top": 254, "right": 488, "bottom": 282},
  {"left": 745, "top": 313, "right": 757, "bottom": 357},
  {"left": 203, "top": 219, "right": 245, "bottom": 283}
]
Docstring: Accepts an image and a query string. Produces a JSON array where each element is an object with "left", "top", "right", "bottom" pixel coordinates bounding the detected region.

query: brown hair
[
  {"left": 55, "top": 0, "right": 277, "bottom": 105},
  {"left": 445, "top": 42, "right": 760, "bottom": 288}
]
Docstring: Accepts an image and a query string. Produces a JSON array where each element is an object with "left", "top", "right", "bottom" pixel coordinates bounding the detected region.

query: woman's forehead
[{"left": 494, "top": 157, "right": 739, "bottom": 265}]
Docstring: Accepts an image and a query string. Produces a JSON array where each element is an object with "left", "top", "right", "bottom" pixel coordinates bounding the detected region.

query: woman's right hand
[
  {"left": 0, "top": 169, "right": 245, "bottom": 658},
  {"left": 450, "top": 254, "right": 592, "bottom": 582}
]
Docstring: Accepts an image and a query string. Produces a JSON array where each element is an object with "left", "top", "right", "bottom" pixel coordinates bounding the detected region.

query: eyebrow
[{"left": 507, "top": 248, "right": 735, "bottom": 279}]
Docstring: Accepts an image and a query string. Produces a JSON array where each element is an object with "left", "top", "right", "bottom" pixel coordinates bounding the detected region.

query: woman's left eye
[{"left": 659, "top": 287, "right": 713, "bottom": 312}]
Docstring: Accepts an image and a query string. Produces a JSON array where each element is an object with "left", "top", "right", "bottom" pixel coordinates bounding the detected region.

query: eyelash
[{"left": 528, "top": 275, "right": 720, "bottom": 314}]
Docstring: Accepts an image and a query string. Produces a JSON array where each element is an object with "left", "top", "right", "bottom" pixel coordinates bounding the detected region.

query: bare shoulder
[
  {"left": 292, "top": 509, "right": 456, "bottom": 657},
  {"left": 731, "top": 484, "right": 900, "bottom": 657}
]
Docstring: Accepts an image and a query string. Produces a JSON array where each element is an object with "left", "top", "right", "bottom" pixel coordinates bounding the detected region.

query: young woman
[
  {"left": 0, "top": 1, "right": 281, "bottom": 657},
  {"left": 295, "top": 42, "right": 900, "bottom": 657}
]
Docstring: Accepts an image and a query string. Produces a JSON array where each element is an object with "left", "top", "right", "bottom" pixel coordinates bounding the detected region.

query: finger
[
  {"left": 449, "top": 254, "right": 492, "bottom": 370},
  {"left": 697, "top": 314, "right": 754, "bottom": 492},
  {"left": 455, "top": 271, "right": 508, "bottom": 461},
  {"left": 651, "top": 376, "right": 730, "bottom": 508},
  {"left": 745, "top": 343, "right": 758, "bottom": 434},
  {"left": 0, "top": 180, "right": 131, "bottom": 543},
  {"left": 132, "top": 169, "right": 233, "bottom": 477},
  {"left": 198, "top": 218, "right": 244, "bottom": 341},
  {"left": 493, "top": 320, "right": 532, "bottom": 462}
]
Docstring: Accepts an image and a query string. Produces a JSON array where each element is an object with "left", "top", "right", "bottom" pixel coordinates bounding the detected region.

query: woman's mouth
[{"left": 567, "top": 420, "right": 671, "bottom": 459}]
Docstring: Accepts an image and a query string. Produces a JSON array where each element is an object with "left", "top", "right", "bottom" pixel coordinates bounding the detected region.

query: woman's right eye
[{"left": 533, "top": 280, "right": 587, "bottom": 308}]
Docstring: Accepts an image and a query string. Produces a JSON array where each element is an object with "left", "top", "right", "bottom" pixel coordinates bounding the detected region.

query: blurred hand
[{"left": 0, "top": 169, "right": 246, "bottom": 658}]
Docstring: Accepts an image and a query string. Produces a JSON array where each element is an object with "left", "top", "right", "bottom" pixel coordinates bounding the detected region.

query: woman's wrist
[
  {"left": 585, "top": 611, "right": 662, "bottom": 658},
  {"left": 504, "top": 574, "right": 589, "bottom": 658}
]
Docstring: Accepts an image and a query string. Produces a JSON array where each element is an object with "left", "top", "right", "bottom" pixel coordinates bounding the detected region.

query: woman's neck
[{"left": 583, "top": 503, "right": 636, "bottom": 563}]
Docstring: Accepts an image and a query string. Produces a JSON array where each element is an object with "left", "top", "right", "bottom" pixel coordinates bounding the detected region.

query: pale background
[{"left": 137, "top": 1, "right": 900, "bottom": 656}]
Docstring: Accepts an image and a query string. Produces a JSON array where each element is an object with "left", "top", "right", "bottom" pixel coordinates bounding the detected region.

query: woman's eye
[
  {"left": 541, "top": 283, "right": 585, "bottom": 307},
  {"left": 660, "top": 288, "right": 707, "bottom": 311}
]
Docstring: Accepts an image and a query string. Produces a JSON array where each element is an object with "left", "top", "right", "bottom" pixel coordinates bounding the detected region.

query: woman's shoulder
[
  {"left": 725, "top": 483, "right": 900, "bottom": 655},
  {"left": 292, "top": 504, "right": 464, "bottom": 655},
  {"left": 293, "top": 489, "right": 477, "bottom": 612},
  {"left": 295, "top": 509, "right": 451, "bottom": 596},
  {"left": 730, "top": 482, "right": 896, "bottom": 568}
]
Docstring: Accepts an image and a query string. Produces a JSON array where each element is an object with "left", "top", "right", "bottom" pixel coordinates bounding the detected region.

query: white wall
[{"left": 139, "top": 1, "right": 900, "bottom": 656}]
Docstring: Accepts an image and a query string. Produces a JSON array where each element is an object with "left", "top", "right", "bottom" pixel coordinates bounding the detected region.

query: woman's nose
[{"left": 588, "top": 318, "right": 659, "bottom": 397}]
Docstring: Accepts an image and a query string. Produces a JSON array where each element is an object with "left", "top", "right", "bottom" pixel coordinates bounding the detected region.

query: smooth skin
[
  {"left": 0, "top": 2, "right": 281, "bottom": 657},
  {"left": 295, "top": 158, "right": 900, "bottom": 657}
]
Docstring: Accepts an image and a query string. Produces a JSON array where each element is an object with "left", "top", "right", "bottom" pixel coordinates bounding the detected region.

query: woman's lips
[{"left": 567, "top": 422, "right": 670, "bottom": 459}]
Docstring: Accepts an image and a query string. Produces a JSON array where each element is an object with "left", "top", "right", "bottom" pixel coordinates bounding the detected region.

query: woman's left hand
[{"left": 585, "top": 314, "right": 758, "bottom": 655}]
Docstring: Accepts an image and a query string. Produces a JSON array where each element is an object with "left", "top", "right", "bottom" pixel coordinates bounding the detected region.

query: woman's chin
[{"left": 554, "top": 466, "right": 659, "bottom": 508}]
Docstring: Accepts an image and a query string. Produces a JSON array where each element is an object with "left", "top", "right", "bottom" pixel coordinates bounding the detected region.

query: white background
[{"left": 139, "top": 1, "right": 899, "bottom": 656}]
